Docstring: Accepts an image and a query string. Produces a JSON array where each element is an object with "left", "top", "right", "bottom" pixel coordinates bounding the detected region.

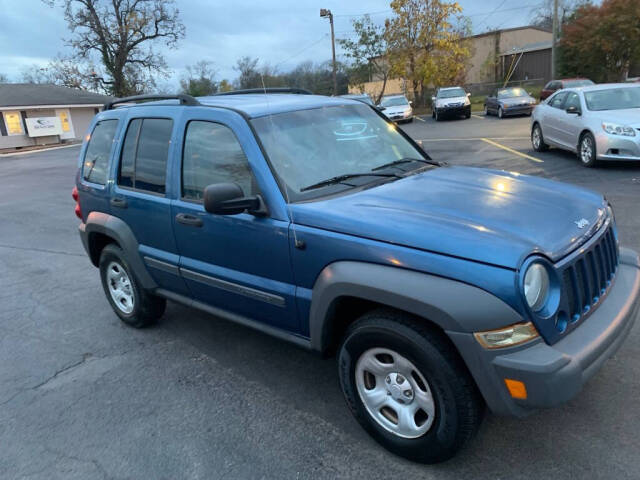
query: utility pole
[
  {"left": 320, "top": 8, "right": 337, "bottom": 96},
  {"left": 551, "top": 0, "right": 558, "bottom": 79}
]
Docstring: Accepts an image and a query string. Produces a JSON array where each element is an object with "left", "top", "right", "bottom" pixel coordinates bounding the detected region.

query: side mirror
[
  {"left": 409, "top": 100, "right": 413, "bottom": 106},
  {"left": 203, "top": 183, "right": 267, "bottom": 216},
  {"left": 566, "top": 105, "right": 581, "bottom": 115},
  {"left": 466, "top": 92, "right": 471, "bottom": 97},
  {"left": 431, "top": 96, "right": 436, "bottom": 102}
]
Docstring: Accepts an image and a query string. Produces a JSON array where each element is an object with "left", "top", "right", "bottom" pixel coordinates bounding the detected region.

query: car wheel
[
  {"left": 406, "top": 117, "right": 414, "bottom": 123},
  {"left": 99, "top": 244, "right": 166, "bottom": 327},
  {"left": 498, "top": 107, "right": 504, "bottom": 119},
  {"left": 579, "top": 132, "right": 598, "bottom": 167},
  {"left": 531, "top": 123, "right": 549, "bottom": 152},
  {"left": 338, "top": 310, "right": 484, "bottom": 464},
  {"left": 432, "top": 110, "right": 435, "bottom": 119},
  {"left": 434, "top": 110, "right": 440, "bottom": 122}
]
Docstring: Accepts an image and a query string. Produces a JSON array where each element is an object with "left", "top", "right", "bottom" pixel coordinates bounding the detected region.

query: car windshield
[
  {"left": 584, "top": 87, "right": 640, "bottom": 111},
  {"left": 438, "top": 88, "right": 466, "bottom": 98},
  {"left": 498, "top": 88, "right": 527, "bottom": 99},
  {"left": 564, "top": 79, "right": 594, "bottom": 88},
  {"left": 251, "top": 104, "right": 428, "bottom": 201},
  {"left": 380, "top": 96, "right": 409, "bottom": 107}
]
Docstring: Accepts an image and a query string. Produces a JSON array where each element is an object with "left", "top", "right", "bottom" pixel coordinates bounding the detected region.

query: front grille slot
[{"left": 559, "top": 225, "right": 618, "bottom": 330}]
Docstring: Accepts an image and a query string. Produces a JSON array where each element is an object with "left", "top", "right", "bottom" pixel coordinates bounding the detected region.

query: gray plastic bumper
[{"left": 448, "top": 247, "right": 640, "bottom": 417}]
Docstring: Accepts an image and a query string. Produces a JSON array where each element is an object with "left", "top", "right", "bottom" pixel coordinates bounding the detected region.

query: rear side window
[
  {"left": 182, "top": 121, "right": 254, "bottom": 200},
  {"left": 82, "top": 119, "right": 118, "bottom": 185},
  {"left": 117, "top": 118, "right": 173, "bottom": 194}
]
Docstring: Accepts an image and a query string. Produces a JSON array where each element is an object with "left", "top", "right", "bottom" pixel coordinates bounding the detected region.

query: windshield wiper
[
  {"left": 300, "top": 172, "right": 400, "bottom": 192},
  {"left": 371, "top": 157, "right": 436, "bottom": 172}
]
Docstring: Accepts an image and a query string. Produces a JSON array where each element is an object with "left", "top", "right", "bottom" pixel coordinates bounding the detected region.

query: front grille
[{"left": 559, "top": 226, "right": 618, "bottom": 323}]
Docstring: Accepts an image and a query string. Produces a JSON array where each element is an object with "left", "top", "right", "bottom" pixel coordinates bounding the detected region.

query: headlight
[
  {"left": 607, "top": 204, "right": 615, "bottom": 221},
  {"left": 602, "top": 122, "right": 636, "bottom": 136},
  {"left": 474, "top": 322, "right": 539, "bottom": 349},
  {"left": 523, "top": 263, "right": 550, "bottom": 311}
]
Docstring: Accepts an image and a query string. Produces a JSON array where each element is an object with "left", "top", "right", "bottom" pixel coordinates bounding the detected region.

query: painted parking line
[
  {"left": 480, "top": 137, "right": 544, "bottom": 163},
  {"left": 414, "top": 116, "right": 427, "bottom": 122},
  {"left": 471, "top": 114, "right": 484, "bottom": 119}
]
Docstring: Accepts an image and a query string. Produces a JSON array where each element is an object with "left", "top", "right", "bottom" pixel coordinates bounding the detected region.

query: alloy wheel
[{"left": 581, "top": 136, "right": 594, "bottom": 164}]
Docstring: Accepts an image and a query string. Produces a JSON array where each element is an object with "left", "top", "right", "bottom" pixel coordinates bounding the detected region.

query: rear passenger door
[
  {"left": 171, "top": 112, "right": 298, "bottom": 332},
  {"left": 111, "top": 115, "right": 188, "bottom": 294}
]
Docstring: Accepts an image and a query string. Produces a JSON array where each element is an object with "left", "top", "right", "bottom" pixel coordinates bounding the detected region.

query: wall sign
[
  {"left": 3, "top": 111, "right": 24, "bottom": 135},
  {"left": 25, "top": 117, "right": 63, "bottom": 137}
]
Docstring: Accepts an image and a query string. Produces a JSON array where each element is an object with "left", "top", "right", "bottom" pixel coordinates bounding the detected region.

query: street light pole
[
  {"left": 320, "top": 8, "right": 337, "bottom": 96},
  {"left": 551, "top": 0, "right": 558, "bottom": 79}
]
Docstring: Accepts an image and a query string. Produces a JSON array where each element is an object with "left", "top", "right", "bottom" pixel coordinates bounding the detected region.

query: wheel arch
[
  {"left": 308, "top": 261, "right": 523, "bottom": 355},
  {"left": 82, "top": 211, "right": 157, "bottom": 290}
]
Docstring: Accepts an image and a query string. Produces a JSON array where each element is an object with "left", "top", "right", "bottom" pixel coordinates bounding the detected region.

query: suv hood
[{"left": 290, "top": 166, "right": 606, "bottom": 269}]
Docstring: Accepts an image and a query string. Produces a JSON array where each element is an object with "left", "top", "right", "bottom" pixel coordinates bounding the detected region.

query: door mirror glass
[{"left": 203, "top": 183, "right": 265, "bottom": 216}]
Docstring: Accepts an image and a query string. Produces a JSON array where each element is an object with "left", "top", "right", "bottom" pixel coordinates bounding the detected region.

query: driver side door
[{"left": 170, "top": 111, "right": 298, "bottom": 332}]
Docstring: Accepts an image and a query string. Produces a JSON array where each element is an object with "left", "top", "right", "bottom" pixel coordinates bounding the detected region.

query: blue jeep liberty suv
[{"left": 74, "top": 90, "right": 640, "bottom": 463}]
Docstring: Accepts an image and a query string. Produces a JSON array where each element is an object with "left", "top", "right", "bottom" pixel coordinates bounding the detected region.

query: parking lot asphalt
[{"left": 1, "top": 115, "right": 639, "bottom": 479}]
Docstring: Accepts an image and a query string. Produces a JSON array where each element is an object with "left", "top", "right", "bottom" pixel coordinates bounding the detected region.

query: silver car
[
  {"left": 531, "top": 83, "right": 640, "bottom": 167},
  {"left": 378, "top": 95, "right": 414, "bottom": 123}
]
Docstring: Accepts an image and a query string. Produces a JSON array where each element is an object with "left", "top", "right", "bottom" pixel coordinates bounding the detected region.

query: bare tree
[
  {"left": 180, "top": 61, "right": 218, "bottom": 96},
  {"left": 44, "top": 0, "right": 185, "bottom": 96}
]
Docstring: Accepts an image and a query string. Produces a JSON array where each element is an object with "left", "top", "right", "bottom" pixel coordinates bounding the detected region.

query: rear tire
[
  {"left": 338, "top": 309, "right": 484, "bottom": 464},
  {"left": 579, "top": 132, "right": 598, "bottom": 167},
  {"left": 99, "top": 244, "right": 165, "bottom": 328},
  {"left": 531, "top": 123, "right": 549, "bottom": 152}
]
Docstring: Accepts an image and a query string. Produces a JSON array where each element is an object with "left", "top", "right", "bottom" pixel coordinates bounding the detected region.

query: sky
[{"left": 0, "top": 0, "right": 545, "bottom": 87}]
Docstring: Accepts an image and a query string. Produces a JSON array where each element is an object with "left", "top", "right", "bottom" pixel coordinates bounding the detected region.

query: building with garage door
[{"left": 0, "top": 84, "right": 112, "bottom": 150}]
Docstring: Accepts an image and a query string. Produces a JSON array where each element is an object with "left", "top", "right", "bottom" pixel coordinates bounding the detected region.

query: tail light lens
[{"left": 72, "top": 186, "right": 82, "bottom": 219}]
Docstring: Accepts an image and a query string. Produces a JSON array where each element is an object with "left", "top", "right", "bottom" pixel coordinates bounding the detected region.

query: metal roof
[{"left": 0, "top": 83, "right": 112, "bottom": 108}]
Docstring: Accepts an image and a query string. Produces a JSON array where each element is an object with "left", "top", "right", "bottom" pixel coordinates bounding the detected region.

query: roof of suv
[{"left": 118, "top": 93, "right": 357, "bottom": 119}]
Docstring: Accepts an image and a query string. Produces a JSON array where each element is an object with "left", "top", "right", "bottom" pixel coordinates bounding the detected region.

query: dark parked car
[
  {"left": 540, "top": 78, "right": 595, "bottom": 101},
  {"left": 484, "top": 87, "right": 537, "bottom": 118},
  {"left": 74, "top": 90, "right": 640, "bottom": 464}
]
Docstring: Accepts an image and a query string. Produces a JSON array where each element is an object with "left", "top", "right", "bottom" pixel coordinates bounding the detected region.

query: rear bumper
[{"left": 448, "top": 247, "right": 640, "bottom": 416}]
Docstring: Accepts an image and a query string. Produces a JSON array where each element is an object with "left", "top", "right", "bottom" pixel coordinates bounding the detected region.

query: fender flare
[
  {"left": 81, "top": 212, "right": 157, "bottom": 290},
  {"left": 308, "top": 261, "right": 522, "bottom": 352}
]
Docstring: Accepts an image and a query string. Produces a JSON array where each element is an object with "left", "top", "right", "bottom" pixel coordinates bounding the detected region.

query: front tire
[
  {"left": 579, "top": 132, "right": 598, "bottom": 167},
  {"left": 434, "top": 110, "right": 440, "bottom": 122},
  {"left": 483, "top": 104, "right": 490, "bottom": 116},
  {"left": 338, "top": 310, "right": 484, "bottom": 464},
  {"left": 498, "top": 106, "right": 504, "bottom": 119},
  {"left": 99, "top": 244, "right": 166, "bottom": 328}
]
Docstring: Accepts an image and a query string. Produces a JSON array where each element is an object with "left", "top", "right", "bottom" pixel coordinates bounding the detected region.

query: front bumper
[
  {"left": 595, "top": 131, "right": 640, "bottom": 161},
  {"left": 436, "top": 105, "right": 470, "bottom": 116},
  {"left": 448, "top": 247, "right": 640, "bottom": 416},
  {"left": 502, "top": 105, "right": 534, "bottom": 116},
  {"left": 387, "top": 112, "right": 413, "bottom": 122}
]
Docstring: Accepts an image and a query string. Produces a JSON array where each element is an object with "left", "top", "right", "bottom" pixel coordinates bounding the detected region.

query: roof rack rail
[
  {"left": 104, "top": 94, "right": 200, "bottom": 110},
  {"left": 214, "top": 87, "right": 313, "bottom": 96}
]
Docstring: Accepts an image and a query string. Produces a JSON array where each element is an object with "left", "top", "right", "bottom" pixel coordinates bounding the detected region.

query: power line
[
  {"left": 474, "top": 0, "right": 509, "bottom": 30},
  {"left": 273, "top": 34, "right": 329, "bottom": 68}
]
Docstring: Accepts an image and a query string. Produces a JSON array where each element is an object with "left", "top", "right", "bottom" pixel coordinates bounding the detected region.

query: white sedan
[{"left": 531, "top": 83, "right": 640, "bottom": 167}]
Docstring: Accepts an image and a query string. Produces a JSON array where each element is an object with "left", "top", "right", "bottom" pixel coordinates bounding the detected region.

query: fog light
[
  {"left": 504, "top": 379, "right": 527, "bottom": 399},
  {"left": 474, "top": 322, "right": 539, "bottom": 349}
]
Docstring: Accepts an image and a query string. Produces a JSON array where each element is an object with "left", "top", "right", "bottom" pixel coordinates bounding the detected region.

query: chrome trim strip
[
  {"left": 144, "top": 256, "right": 180, "bottom": 276},
  {"left": 180, "top": 268, "right": 286, "bottom": 307}
]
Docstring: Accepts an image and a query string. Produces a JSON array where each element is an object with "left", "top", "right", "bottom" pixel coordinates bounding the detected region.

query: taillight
[{"left": 72, "top": 186, "right": 82, "bottom": 219}]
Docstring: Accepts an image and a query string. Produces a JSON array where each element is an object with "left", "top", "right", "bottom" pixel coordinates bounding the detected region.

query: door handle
[
  {"left": 175, "top": 213, "right": 203, "bottom": 227},
  {"left": 110, "top": 197, "right": 128, "bottom": 209}
]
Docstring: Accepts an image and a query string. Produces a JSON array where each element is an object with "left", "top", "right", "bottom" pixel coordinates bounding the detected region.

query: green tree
[
  {"left": 180, "top": 61, "right": 218, "bottom": 96},
  {"left": 385, "top": 0, "right": 471, "bottom": 106},
  {"left": 337, "top": 15, "right": 391, "bottom": 104},
  {"left": 44, "top": 0, "right": 184, "bottom": 96},
  {"left": 561, "top": 0, "right": 640, "bottom": 81}
]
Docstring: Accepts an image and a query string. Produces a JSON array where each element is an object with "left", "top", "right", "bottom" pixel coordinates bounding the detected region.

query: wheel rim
[
  {"left": 106, "top": 261, "right": 134, "bottom": 314},
  {"left": 581, "top": 136, "right": 593, "bottom": 163},
  {"left": 355, "top": 347, "right": 436, "bottom": 439},
  {"left": 484, "top": 105, "right": 488, "bottom": 115},
  {"left": 498, "top": 107, "right": 503, "bottom": 118},
  {"left": 532, "top": 127, "right": 541, "bottom": 149}
]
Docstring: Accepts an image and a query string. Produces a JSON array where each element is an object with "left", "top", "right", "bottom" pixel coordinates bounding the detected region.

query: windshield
[
  {"left": 584, "top": 87, "right": 640, "bottom": 111},
  {"left": 251, "top": 104, "right": 427, "bottom": 201},
  {"left": 564, "top": 79, "right": 594, "bottom": 88},
  {"left": 438, "top": 88, "right": 466, "bottom": 98},
  {"left": 380, "top": 96, "right": 409, "bottom": 107},
  {"left": 498, "top": 88, "right": 527, "bottom": 99}
]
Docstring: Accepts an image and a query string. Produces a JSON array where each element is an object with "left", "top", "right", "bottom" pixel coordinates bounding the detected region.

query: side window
[
  {"left": 549, "top": 92, "right": 568, "bottom": 109},
  {"left": 182, "top": 121, "right": 255, "bottom": 201},
  {"left": 117, "top": 118, "right": 173, "bottom": 194},
  {"left": 82, "top": 119, "right": 118, "bottom": 185},
  {"left": 544, "top": 82, "right": 552, "bottom": 90},
  {"left": 564, "top": 92, "right": 581, "bottom": 110}
]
